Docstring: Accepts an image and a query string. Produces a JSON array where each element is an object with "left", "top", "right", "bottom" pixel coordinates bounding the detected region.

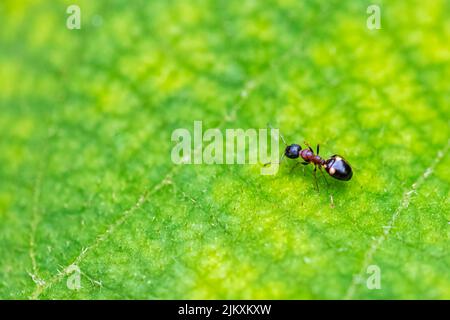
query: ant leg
[
  {"left": 291, "top": 161, "right": 309, "bottom": 173},
  {"left": 316, "top": 144, "right": 320, "bottom": 155},
  {"left": 290, "top": 161, "right": 301, "bottom": 173},
  {"left": 304, "top": 141, "right": 314, "bottom": 153},
  {"left": 319, "top": 166, "right": 329, "bottom": 187},
  {"left": 300, "top": 161, "right": 309, "bottom": 176},
  {"left": 312, "top": 165, "right": 319, "bottom": 192}
]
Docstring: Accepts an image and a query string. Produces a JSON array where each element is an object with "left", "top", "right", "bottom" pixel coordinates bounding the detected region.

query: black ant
[{"left": 268, "top": 128, "right": 353, "bottom": 191}]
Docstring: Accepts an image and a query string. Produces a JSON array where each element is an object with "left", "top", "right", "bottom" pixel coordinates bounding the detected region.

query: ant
[{"left": 267, "top": 127, "right": 353, "bottom": 191}]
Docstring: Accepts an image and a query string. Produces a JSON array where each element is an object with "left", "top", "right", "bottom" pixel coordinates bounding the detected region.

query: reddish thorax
[{"left": 300, "top": 149, "right": 326, "bottom": 166}]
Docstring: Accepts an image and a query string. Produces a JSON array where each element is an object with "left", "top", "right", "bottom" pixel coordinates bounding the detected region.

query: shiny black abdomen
[{"left": 325, "top": 155, "right": 353, "bottom": 181}]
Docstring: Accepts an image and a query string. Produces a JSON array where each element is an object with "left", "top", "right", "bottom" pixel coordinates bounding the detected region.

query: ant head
[{"left": 285, "top": 144, "right": 302, "bottom": 159}]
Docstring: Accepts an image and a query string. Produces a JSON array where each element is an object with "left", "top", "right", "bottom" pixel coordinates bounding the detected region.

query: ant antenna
[
  {"left": 267, "top": 123, "right": 288, "bottom": 146},
  {"left": 263, "top": 154, "right": 285, "bottom": 167},
  {"left": 264, "top": 123, "right": 287, "bottom": 167}
]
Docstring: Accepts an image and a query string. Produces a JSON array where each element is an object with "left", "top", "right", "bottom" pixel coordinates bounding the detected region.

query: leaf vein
[{"left": 344, "top": 139, "right": 450, "bottom": 299}]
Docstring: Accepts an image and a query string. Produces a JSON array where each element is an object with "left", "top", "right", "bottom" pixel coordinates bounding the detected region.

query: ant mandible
[{"left": 272, "top": 128, "right": 353, "bottom": 191}]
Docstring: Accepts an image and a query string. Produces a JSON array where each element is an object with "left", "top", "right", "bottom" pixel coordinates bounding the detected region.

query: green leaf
[{"left": 0, "top": 0, "right": 449, "bottom": 299}]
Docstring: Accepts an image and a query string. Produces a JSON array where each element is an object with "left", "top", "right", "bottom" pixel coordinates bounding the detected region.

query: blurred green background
[{"left": 0, "top": 0, "right": 449, "bottom": 299}]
